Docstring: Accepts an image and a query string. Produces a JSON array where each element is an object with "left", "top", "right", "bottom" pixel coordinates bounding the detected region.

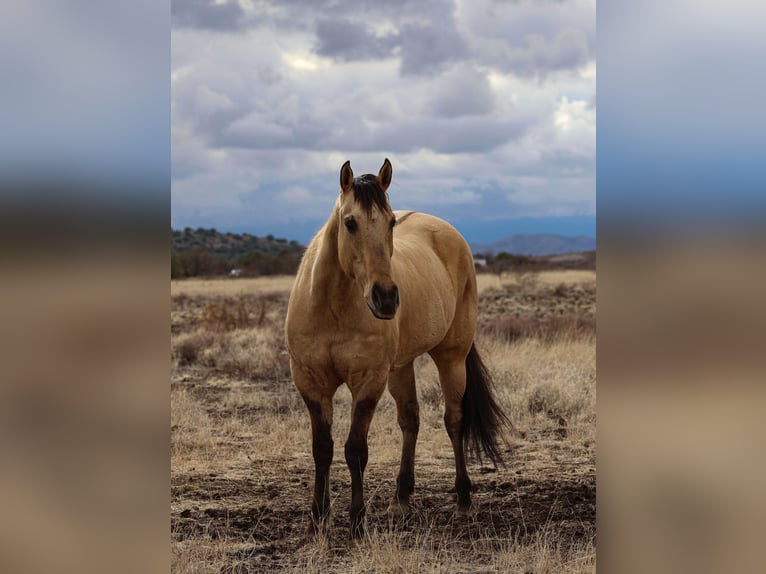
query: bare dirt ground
[{"left": 171, "top": 272, "right": 595, "bottom": 573}]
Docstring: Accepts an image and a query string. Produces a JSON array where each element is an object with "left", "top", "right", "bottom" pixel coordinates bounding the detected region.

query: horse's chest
[
  {"left": 291, "top": 322, "right": 396, "bottom": 377},
  {"left": 330, "top": 330, "right": 395, "bottom": 372}
]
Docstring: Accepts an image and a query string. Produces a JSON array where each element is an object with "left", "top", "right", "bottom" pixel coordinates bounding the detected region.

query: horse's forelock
[{"left": 352, "top": 174, "right": 389, "bottom": 216}]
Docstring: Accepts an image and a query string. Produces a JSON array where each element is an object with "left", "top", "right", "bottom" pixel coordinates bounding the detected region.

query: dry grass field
[{"left": 171, "top": 270, "right": 596, "bottom": 573}]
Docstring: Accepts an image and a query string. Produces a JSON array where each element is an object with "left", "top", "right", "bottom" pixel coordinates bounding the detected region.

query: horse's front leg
[
  {"left": 345, "top": 377, "right": 386, "bottom": 538},
  {"left": 293, "top": 364, "right": 337, "bottom": 535}
]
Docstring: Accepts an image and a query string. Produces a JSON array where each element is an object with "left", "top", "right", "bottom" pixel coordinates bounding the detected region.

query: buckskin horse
[{"left": 285, "top": 159, "right": 510, "bottom": 537}]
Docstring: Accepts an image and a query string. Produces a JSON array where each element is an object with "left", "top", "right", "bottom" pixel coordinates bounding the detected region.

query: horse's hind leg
[
  {"left": 387, "top": 361, "right": 419, "bottom": 516},
  {"left": 430, "top": 349, "right": 473, "bottom": 513}
]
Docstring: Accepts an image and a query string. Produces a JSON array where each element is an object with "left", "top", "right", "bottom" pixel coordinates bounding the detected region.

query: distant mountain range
[
  {"left": 172, "top": 227, "right": 595, "bottom": 260},
  {"left": 469, "top": 234, "right": 596, "bottom": 256}
]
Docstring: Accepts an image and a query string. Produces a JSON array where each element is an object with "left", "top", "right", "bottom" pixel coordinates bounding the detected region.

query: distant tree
[
  {"left": 171, "top": 253, "right": 183, "bottom": 279},
  {"left": 179, "top": 249, "right": 219, "bottom": 277}
]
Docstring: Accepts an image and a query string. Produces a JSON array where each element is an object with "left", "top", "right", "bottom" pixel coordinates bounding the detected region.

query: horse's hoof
[
  {"left": 387, "top": 500, "right": 412, "bottom": 519},
  {"left": 305, "top": 517, "right": 328, "bottom": 538},
  {"left": 349, "top": 522, "right": 367, "bottom": 540},
  {"left": 455, "top": 502, "right": 476, "bottom": 517},
  {"left": 305, "top": 521, "right": 317, "bottom": 537}
]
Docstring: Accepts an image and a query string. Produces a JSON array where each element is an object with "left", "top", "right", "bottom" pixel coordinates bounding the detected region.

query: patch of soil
[{"left": 171, "top": 428, "right": 595, "bottom": 571}]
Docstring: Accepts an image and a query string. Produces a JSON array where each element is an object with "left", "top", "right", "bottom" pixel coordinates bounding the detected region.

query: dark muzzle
[{"left": 369, "top": 282, "right": 400, "bottom": 320}]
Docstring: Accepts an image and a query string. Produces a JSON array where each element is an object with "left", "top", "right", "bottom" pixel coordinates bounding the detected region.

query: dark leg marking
[
  {"left": 445, "top": 409, "right": 473, "bottom": 511},
  {"left": 345, "top": 397, "right": 379, "bottom": 538},
  {"left": 395, "top": 398, "right": 419, "bottom": 502},
  {"left": 305, "top": 398, "right": 333, "bottom": 532}
]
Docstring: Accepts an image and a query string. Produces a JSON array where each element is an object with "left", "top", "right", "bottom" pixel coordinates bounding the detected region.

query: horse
[{"left": 284, "top": 159, "right": 510, "bottom": 538}]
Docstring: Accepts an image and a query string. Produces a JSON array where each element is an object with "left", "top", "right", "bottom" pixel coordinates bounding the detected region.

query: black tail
[{"left": 462, "top": 342, "right": 511, "bottom": 467}]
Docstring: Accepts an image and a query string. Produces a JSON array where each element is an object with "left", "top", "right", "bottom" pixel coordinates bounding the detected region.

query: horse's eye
[
  {"left": 345, "top": 219, "right": 358, "bottom": 234},
  {"left": 390, "top": 218, "right": 396, "bottom": 230}
]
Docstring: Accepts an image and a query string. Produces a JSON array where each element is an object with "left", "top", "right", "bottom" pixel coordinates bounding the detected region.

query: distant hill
[
  {"left": 172, "top": 227, "right": 304, "bottom": 262},
  {"left": 171, "top": 227, "right": 305, "bottom": 278},
  {"left": 470, "top": 234, "right": 596, "bottom": 256}
]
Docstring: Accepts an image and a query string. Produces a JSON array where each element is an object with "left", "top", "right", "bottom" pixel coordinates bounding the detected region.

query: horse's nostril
[
  {"left": 393, "top": 286, "right": 400, "bottom": 308},
  {"left": 372, "top": 284, "right": 383, "bottom": 308}
]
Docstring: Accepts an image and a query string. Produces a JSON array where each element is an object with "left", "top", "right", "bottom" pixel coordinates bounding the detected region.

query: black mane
[{"left": 352, "top": 174, "right": 389, "bottom": 215}]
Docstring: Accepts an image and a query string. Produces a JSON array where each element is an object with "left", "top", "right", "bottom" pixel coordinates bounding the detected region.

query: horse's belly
[
  {"left": 392, "top": 297, "right": 454, "bottom": 365},
  {"left": 391, "top": 255, "right": 461, "bottom": 367}
]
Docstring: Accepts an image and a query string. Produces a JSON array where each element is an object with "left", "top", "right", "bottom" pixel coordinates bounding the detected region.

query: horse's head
[{"left": 337, "top": 158, "right": 399, "bottom": 320}]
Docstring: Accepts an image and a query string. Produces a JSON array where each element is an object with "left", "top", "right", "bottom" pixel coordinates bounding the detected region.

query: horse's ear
[
  {"left": 377, "top": 158, "right": 392, "bottom": 192},
  {"left": 340, "top": 160, "right": 354, "bottom": 193}
]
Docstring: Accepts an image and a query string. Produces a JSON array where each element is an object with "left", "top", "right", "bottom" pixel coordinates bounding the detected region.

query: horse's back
[{"left": 393, "top": 211, "right": 475, "bottom": 285}]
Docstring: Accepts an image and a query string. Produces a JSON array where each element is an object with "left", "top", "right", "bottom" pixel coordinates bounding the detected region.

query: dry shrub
[
  {"left": 511, "top": 268, "right": 540, "bottom": 290},
  {"left": 527, "top": 382, "right": 589, "bottom": 420},
  {"left": 419, "top": 382, "right": 442, "bottom": 409},
  {"left": 198, "top": 327, "right": 289, "bottom": 381},
  {"left": 175, "top": 330, "right": 217, "bottom": 365},
  {"left": 171, "top": 389, "right": 218, "bottom": 466},
  {"left": 172, "top": 292, "right": 290, "bottom": 380},
  {"left": 553, "top": 282, "right": 568, "bottom": 297},
  {"left": 172, "top": 292, "right": 290, "bottom": 370},
  {"left": 482, "top": 314, "right": 595, "bottom": 342},
  {"left": 173, "top": 325, "right": 290, "bottom": 381},
  {"left": 204, "top": 294, "right": 281, "bottom": 332},
  {"left": 483, "top": 336, "right": 596, "bottom": 441},
  {"left": 172, "top": 292, "right": 189, "bottom": 305},
  {"left": 270, "top": 528, "right": 595, "bottom": 574}
]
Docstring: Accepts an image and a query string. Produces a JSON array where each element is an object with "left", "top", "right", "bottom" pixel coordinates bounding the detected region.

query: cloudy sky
[{"left": 171, "top": 0, "right": 595, "bottom": 244}]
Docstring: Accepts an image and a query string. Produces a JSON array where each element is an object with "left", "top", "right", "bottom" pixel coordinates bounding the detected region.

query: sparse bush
[
  {"left": 204, "top": 294, "right": 279, "bottom": 331},
  {"left": 419, "top": 380, "right": 442, "bottom": 409},
  {"left": 174, "top": 330, "right": 217, "bottom": 366},
  {"left": 171, "top": 292, "right": 189, "bottom": 305},
  {"left": 184, "top": 327, "right": 290, "bottom": 381},
  {"left": 172, "top": 290, "right": 291, "bottom": 380},
  {"left": 553, "top": 282, "right": 568, "bottom": 297},
  {"left": 481, "top": 314, "right": 595, "bottom": 342},
  {"left": 171, "top": 253, "right": 184, "bottom": 279},
  {"left": 527, "top": 383, "right": 566, "bottom": 416},
  {"left": 513, "top": 268, "right": 540, "bottom": 290}
]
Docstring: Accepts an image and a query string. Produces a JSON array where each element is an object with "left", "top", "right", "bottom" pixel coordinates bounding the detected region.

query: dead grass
[
  {"left": 175, "top": 270, "right": 593, "bottom": 298},
  {"left": 171, "top": 388, "right": 219, "bottom": 470},
  {"left": 477, "top": 270, "right": 595, "bottom": 294},
  {"left": 481, "top": 314, "right": 596, "bottom": 342},
  {"left": 171, "top": 523, "right": 595, "bottom": 574},
  {"left": 483, "top": 335, "right": 596, "bottom": 444},
  {"left": 172, "top": 292, "right": 290, "bottom": 381},
  {"left": 171, "top": 273, "right": 595, "bottom": 572},
  {"left": 171, "top": 276, "right": 295, "bottom": 298},
  {"left": 173, "top": 327, "right": 290, "bottom": 381}
]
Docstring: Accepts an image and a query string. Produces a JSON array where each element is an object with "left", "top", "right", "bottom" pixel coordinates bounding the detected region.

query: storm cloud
[
  {"left": 171, "top": 0, "right": 249, "bottom": 32},
  {"left": 171, "top": 0, "right": 595, "bottom": 240}
]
